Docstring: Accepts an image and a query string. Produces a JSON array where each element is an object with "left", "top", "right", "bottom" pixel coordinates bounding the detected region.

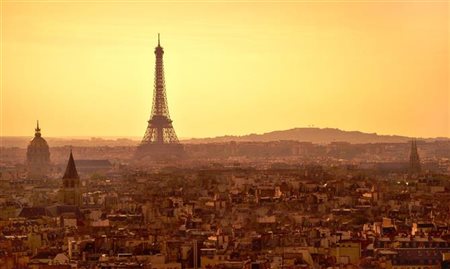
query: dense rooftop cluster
[{"left": 1, "top": 147, "right": 450, "bottom": 269}]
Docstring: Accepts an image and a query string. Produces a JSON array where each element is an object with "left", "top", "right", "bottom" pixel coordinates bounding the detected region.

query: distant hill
[
  {"left": 184, "top": 128, "right": 450, "bottom": 144},
  {"left": 1, "top": 128, "right": 449, "bottom": 148}
]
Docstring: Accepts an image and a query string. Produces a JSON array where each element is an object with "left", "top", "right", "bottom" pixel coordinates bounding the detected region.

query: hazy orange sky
[{"left": 1, "top": 0, "right": 449, "bottom": 139}]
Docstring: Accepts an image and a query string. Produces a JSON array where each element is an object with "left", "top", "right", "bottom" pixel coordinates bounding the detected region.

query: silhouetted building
[
  {"left": 409, "top": 139, "right": 421, "bottom": 176},
  {"left": 61, "top": 151, "right": 82, "bottom": 207},
  {"left": 26, "top": 121, "right": 50, "bottom": 178},
  {"left": 135, "top": 34, "right": 184, "bottom": 161}
]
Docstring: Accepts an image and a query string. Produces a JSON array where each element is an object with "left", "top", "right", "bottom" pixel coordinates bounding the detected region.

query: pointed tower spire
[
  {"left": 63, "top": 149, "right": 79, "bottom": 179},
  {"left": 158, "top": 33, "right": 160, "bottom": 47},
  {"left": 409, "top": 138, "right": 421, "bottom": 175},
  {"left": 35, "top": 120, "right": 41, "bottom": 137}
]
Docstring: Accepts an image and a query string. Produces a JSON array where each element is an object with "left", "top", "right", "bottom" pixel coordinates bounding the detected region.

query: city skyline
[
  {"left": 1, "top": 2, "right": 450, "bottom": 268},
  {"left": 2, "top": 1, "right": 449, "bottom": 138}
]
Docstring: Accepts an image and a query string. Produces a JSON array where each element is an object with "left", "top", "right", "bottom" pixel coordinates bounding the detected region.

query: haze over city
[
  {"left": 2, "top": 1, "right": 448, "bottom": 139},
  {"left": 2, "top": 1, "right": 450, "bottom": 269}
]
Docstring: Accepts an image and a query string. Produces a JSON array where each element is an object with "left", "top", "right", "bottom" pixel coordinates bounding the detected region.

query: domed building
[{"left": 26, "top": 121, "right": 50, "bottom": 178}]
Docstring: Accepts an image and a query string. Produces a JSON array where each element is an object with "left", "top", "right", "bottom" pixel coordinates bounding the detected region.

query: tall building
[
  {"left": 26, "top": 121, "right": 50, "bottom": 178},
  {"left": 409, "top": 139, "right": 421, "bottom": 175},
  {"left": 135, "top": 35, "right": 184, "bottom": 161},
  {"left": 61, "top": 150, "right": 82, "bottom": 207}
]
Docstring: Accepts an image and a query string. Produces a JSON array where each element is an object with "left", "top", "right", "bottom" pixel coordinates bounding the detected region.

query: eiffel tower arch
[{"left": 135, "top": 35, "right": 184, "bottom": 161}]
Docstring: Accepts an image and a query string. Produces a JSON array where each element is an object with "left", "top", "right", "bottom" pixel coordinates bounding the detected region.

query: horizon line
[{"left": 1, "top": 126, "right": 449, "bottom": 140}]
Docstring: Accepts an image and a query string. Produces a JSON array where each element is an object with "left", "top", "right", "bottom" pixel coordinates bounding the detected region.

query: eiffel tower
[{"left": 135, "top": 35, "right": 184, "bottom": 161}]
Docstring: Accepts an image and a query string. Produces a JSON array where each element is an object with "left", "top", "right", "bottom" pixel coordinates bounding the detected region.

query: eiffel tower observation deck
[{"left": 135, "top": 35, "right": 184, "bottom": 161}]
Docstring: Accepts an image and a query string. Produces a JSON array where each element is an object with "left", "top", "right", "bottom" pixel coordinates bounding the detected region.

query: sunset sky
[{"left": 1, "top": 0, "right": 449, "bottom": 139}]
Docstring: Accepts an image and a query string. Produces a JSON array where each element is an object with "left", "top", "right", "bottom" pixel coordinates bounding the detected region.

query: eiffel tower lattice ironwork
[{"left": 136, "top": 34, "right": 183, "bottom": 160}]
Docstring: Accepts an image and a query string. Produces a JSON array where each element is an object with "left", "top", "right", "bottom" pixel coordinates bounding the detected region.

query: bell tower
[{"left": 61, "top": 150, "right": 82, "bottom": 207}]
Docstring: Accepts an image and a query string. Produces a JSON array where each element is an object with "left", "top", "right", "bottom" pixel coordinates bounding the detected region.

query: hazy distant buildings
[
  {"left": 135, "top": 35, "right": 184, "bottom": 161},
  {"left": 61, "top": 151, "right": 82, "bottom": 207},
  {"left": 75, "top": 159, "right": 112, "bottom": 175},
  {"left": 26, "top": 121, "right": 50, "bottom": 178}
]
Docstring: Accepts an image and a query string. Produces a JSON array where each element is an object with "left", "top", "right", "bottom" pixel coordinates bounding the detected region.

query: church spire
[
  {"left": 158, "top": 33, "right": 160, "bottom": 47},
  {"left": 409, "top": 138, "right": 421, "bottom": 175},
  {"left": 35, "top": 120, "right": 41, "bottom": 137},
  {"left": 63, "top": 149, "right": 79, "bottom": 179}
]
